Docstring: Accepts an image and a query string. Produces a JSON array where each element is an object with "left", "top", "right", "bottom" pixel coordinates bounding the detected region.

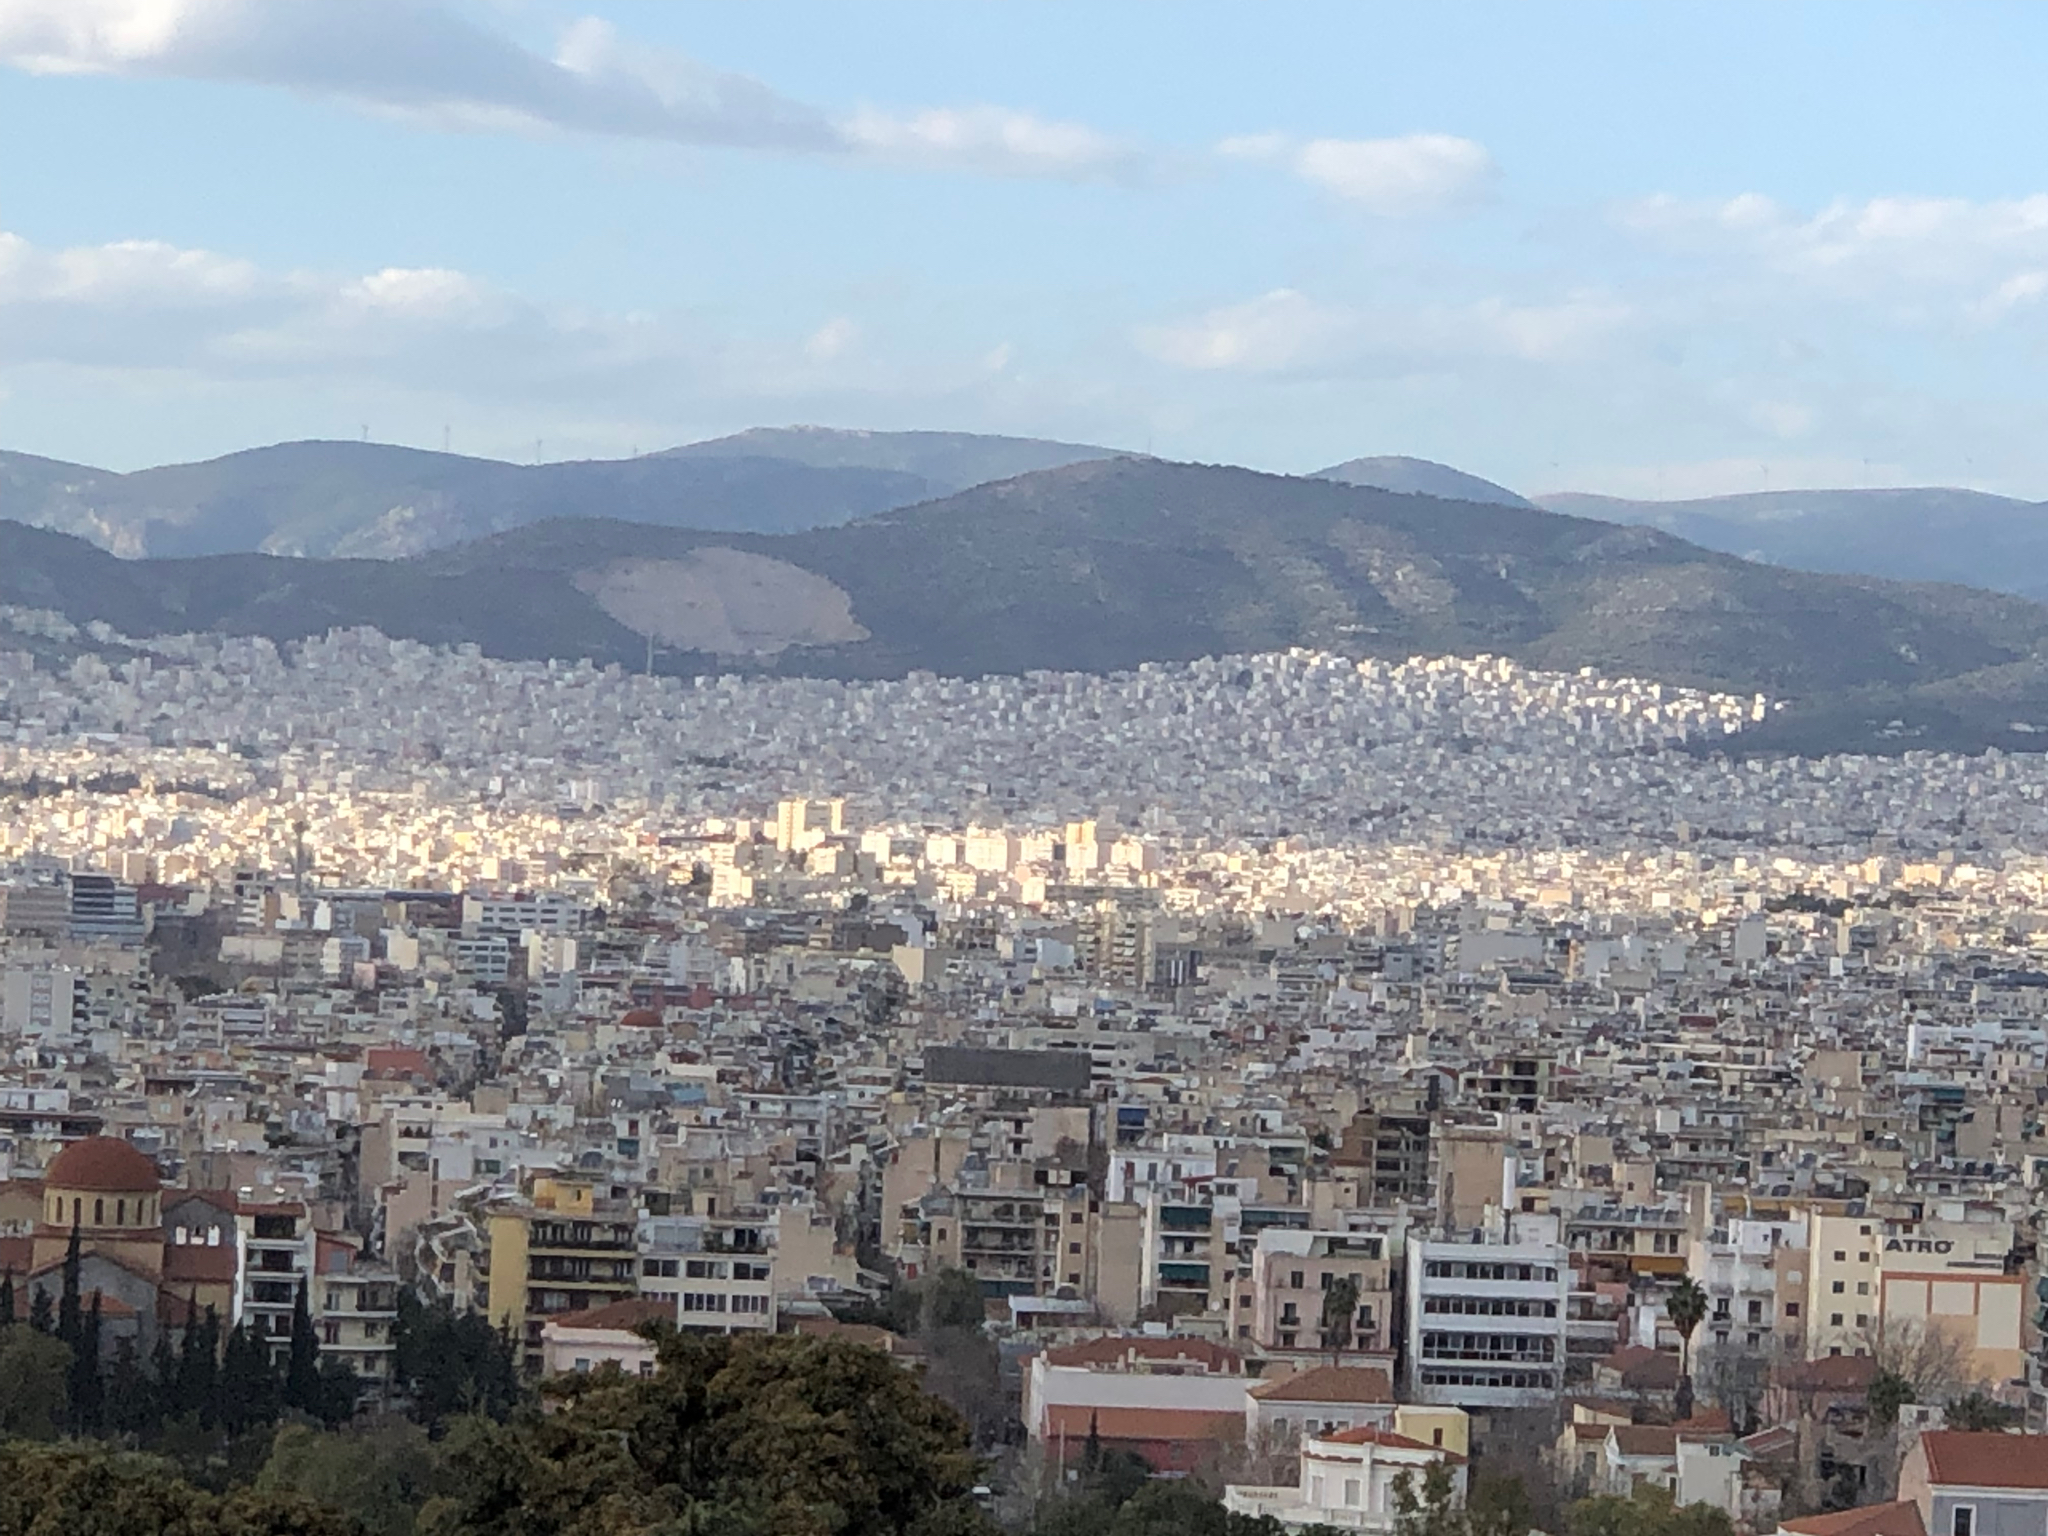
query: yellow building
[{"left": 481, "top": 1175, "right": 639, "bottom": 1373}]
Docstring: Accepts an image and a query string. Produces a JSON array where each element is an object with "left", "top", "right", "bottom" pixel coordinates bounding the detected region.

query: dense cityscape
[{"left": 0, "top": 616, "right": 2042, "bottom": 1532}]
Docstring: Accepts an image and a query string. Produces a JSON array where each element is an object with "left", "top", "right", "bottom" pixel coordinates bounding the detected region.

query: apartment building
[
  {"left": 637, "top": 1212, "right": 776, "bottom": 1332},
  {"left": 1243, "top": 1228, "right": 1396, "bottom": 1356},
  {"left": 481, "top": 1175, "right": 640, "bottom": 1373},
  {"left": 1806, "top": 1212, "right": 1883, "bottom": 1357},
  {"left": 1406, "top": 1213, "right": 1573, "bottom": 1410}
]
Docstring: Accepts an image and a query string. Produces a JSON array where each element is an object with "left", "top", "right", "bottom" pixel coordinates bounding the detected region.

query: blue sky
[{"left": 4, "top": 1, "right": 2048, "bottom": 498}]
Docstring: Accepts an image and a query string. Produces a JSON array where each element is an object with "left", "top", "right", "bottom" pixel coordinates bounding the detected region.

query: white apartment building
[
  {"left": 1406, "top": 1212, "right": 1572, "bottom": 1410},
  {"left": 638, "top": 1214, "right": 776, "bottom": 1333},
  {"left": 235, "top": 1201, "right": 318, "bottom": 1364},
  {"left": 1689, "top": 1212, "right": 1807, "bottom": 1354}
]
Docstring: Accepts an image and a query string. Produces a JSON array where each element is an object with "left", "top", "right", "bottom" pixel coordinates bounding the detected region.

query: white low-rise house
[
  {"left": 539, "top": 1296, "right": 673, "bottom": 1377},
  {"left": 1225, "top": 1425, "right": 1467, "bottom": 1532},
  {"left": 1246, "top": 1365, "right": 1396, "bottom": 1451}
]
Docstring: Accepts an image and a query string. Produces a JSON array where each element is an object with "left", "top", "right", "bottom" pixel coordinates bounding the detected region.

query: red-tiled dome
[
  {"left": 619, "top": 1008, "right": 663, "bottom": 1028},
  {"left": 45, "top": 1136, "right": 161, "bottom": 1192}
]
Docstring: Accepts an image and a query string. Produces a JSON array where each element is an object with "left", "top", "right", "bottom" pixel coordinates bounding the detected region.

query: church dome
[{"left": 45, "top": 1136, "right": 161, "bottom": 1193}]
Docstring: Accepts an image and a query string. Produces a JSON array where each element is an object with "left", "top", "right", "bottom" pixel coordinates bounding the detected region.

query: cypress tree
[
  {"left": 285, "top": 1277, "right": 320, "bottom": 1413},
  {"left": 220, "top": 1320, "right": 281, "bottom": 1435},
  {"left": 70, "top": 1289, "right": 103, "bottom": 1437},
  {"left": 177, "top": 1300, "right": 220, "bottom": 1428},
  {"left": 0, "top": 1269, "right": 14, "bottom": 1328},
  {"left": 28, "top": 1283, "right": 52, "bottom": 1334},
  {"left": 147, "top": 1326, "right": 177, "bottom": 1438},
  {"left": 56, "top": 1219, "right": 81, "bottom": 1349}
]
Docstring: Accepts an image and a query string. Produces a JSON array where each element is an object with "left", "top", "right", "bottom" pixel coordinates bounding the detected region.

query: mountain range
[
  {"left": 7, "top": 453, "right": 2048, "bottom": 755},
  {"left": 0, "top": 428, "right": 1119, "bottom": 561},
  {"left": 11, "top": 427, "right": 2041, "bottom": 605}
]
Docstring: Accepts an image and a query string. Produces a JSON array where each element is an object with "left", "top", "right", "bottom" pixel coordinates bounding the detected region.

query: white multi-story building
[
  {"left": 638, "top": 1214, "right": 776, "bottom": 1333},
  {"left": 1406, "top": 1212, "right": 1572, "bottom": 1410},
  {"left": 1689, "top": 1212, "right": 1807, "bottom": 1354}
]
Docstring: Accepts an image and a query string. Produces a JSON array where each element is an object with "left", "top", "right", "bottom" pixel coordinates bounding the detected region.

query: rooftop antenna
[
  {"left": 443, "top": 425, "right": 452, "bottom": 454},
  {"left": 535, "top": 438, "right": 543, "bottom": 464},
  {"left": 361, "top": 424, "right": 369, "bottom": 443}
]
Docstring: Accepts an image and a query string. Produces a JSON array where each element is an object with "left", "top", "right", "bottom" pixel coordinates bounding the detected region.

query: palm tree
[{"left": 1666, "top": 1274, "right": 1709, "bottom": 1383}]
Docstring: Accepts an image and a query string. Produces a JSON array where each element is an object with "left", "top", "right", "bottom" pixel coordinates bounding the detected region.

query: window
[
  {"left": 1344, "top": 1480, "right": 1361, "bottom": 1508},
  {"left": 1290, "top": 1270, "right": 1305, "bottom": 1290},
  {"left": 1832, "top": 1281, "right": 1845, "bottom": 1294},
  {"left": 1952, "top": 1508, "right": 1974, "bottom": 1536},
  {"left": 1830, "top": 1313, "right": 1844, "bottom": 1327},
  {"left": 1856, "top": 1282, "right": 1869, "bottom": 1296},
  {"left": 1785, "top": 1302, "right": 1800, "bottom": 1318},
  {"left": 1833, "top": 1250, "right": 1846, "bottom": 1262}
]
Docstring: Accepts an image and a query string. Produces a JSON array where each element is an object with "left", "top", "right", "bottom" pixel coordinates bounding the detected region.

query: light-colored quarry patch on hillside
[{"left": 573, "top": 548, "right": 867, "bottom": 656}]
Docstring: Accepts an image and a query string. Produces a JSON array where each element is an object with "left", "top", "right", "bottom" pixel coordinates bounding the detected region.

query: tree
[
  {"left": 285, "top": 1279, "right": 320, "bottom": 1414},
  {"left": 56, "top": 1220, "right": 81, "bottom": 1351},
  {"left": 391, "top": 1292, "right": 523, "bottom": 1431},
  {"left": 1665, "top": 1276, "right": 1708, "bottom": 1384},
  {"left": 175, "top": 1303, "right": 222, "bottom": 1429},
  {"left": 259, "top": 1419, "right": 448, "bottom": 1536},
  {"left": 1568, "top": 1486, "right": 1734, "bottom": 1536},
  {"left": 0, "top": 1270, "right": 14, "bottom": 1330},
  {"left": 1393, "top": 1461, "right": 1465, "bottom": 1536},
  {"left": 313, "top": 1357, "right": 361, "bottom": 1429},
  {"left": 423, "top": 1331, "right": 989, "bottom": 1536},
  {"left": 1945, "top": 1391, "right": 2022, "bottom": 1432},
  {"left": 1866, "top": 1369, "right": 1914, "bottom": 1430},
  {"left": 106, "top": 1336, "right": 161, "bottom": 1441},
  {"left": 0, "top": 1441, "right": 356, "bottom": 1535},
  {"left": 1468, "top": 1473, "right": 1537, "bottom": 1536},
  {"left": 71, "top": 1289, "right": 104, "bottom": 1438},
  {"left": 1871, "top": 1319, "right": 1974, "bottom": 1406},
  {"left": 926, "top": 1268, "right": 988, "bottom": 1332},
  {"left": 1320, "top": 1274, "right": 1361, "bottom": 1360},
  {"left": 0, "top": 1327, "right": 70, "bottom": 1440},
  {"left": 27, "top": 1284, "right": 52, "bottom": 1335},
  {"left": 221, "top": 1320, "right": 283, "bottom": 1436}
]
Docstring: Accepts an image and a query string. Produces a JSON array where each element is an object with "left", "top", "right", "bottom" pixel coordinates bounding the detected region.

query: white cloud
[
  {"left": 1221, "top": 131, "right": 1496, "bottom": 214},
  {"left": 840, "top": 104, "right": 1142, "bottom": 182},
  {"left": 0, "top": 226, "right": 1092, "bottom": 443},
  {"left": 1618, "top": 191, "right": 2048, "bottom": 297},
  {"left": 804, "top": 317, "right": 857, "bottom": 362},
  {"left": 1139, "top": 287, "right": 1629, "bottom": 375},
  {"left": 0, "top": 0, "right": 1140, "bottom": 179}
]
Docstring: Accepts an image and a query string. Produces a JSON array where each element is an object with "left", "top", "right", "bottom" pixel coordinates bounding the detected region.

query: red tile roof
[
  {"left": 1781, "top": 1502, "right": 1927, "bottom": 1536},
  {"left": 544, "top": 1297, "right": 672, "bottom": 1334},
  {"left": 1919, "top": 1431, "right": 2048, "bottom": 1491},
  {"left": 45, "top": 1137, "right": 161, "bottom": 1193},
  {"left": 1317, "top": 1426, "right": 1467, "bottom": 1462},
  {"left": 1250, "top": 1365, "right": 1395, "bottom": 1404},
  {"left": 1612, "top": 1425, "right": 1680, "bottom": 1458}
]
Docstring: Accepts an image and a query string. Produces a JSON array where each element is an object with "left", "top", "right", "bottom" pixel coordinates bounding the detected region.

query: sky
[{"left": 4, "top": 1, "right": 2048, "bottom": 498}]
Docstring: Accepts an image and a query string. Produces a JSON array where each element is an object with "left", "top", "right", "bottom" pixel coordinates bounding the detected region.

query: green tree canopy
[
  {"left": 0, "top": 1328, "right": 70, "bottom": 1441},
  {"left": 419, "top": 1330, "right": 988, "bottom": 1536},
  {"left": 0, "top": 1442, "right": 356, "bottom": 1536}
]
